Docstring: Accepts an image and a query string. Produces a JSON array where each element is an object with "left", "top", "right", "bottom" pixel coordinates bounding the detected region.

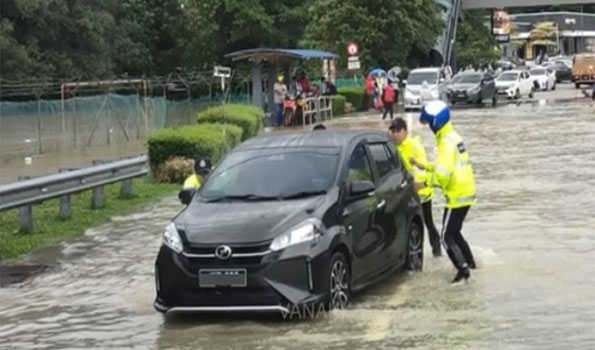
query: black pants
[
  {"left": 382, "top": 102, "right": 394, "bottom": 119},
  {"left": 421, "top": 201, "right": 440, "bottom": 250},
  {"left": 441, "top": 206, "right": 475, "bottom": 271}
]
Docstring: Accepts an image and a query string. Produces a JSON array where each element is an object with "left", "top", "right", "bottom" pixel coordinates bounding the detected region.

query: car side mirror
[{"left": 350, "top": 180, "right": 376, "bottom": 196}]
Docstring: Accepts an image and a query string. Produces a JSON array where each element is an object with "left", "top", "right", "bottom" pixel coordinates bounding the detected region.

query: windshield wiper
[
  {"left": 205, "top": 194, "right": 281, "bottom": 203},
  {"left": 280, "top": 190, "right": 327, "bottom": 200}
]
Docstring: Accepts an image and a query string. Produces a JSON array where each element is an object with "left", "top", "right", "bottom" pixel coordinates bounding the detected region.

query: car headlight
[
  {"left": 270, "top": 219, "right": 322, "bottom": 251},
  {"left": 468, "top": 86, "right": 481, "bottom": 94},
  {"left": 163, "top": 222, "right": 183, "bottom": 253}
]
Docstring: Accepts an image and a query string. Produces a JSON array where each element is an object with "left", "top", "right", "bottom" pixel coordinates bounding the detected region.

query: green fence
[{"left": 0, "top": 92, "right": 252, "bottom": 160}]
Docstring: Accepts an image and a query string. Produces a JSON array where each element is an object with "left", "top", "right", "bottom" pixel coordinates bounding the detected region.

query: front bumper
[
  {"left": 447, "top": 90, "right": 480, "bottom": 103},
  {"left": 154, "top": 242, "right": 330, "bottom": 314}
]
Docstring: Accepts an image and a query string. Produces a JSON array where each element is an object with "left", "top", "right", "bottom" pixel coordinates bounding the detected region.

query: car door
[
  {"left": 341, "top": 143, "right": 384, "bottom": 282},
  {"left": 365, "top": 142, "right": 410, "bottom": 267}
]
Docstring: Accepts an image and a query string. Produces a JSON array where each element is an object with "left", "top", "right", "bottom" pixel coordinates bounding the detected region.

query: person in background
[
  {"left": 179, "top": 158, "right": 211, "bottom": 205},
  {"left": 411, "top": 101, "right": 477, "bottom": 284},
  {"left": 322, "top": 77, "right": 337, "bottom": 96},
  {"left": 381, "top": 80, "right": 396, "bottom": 120},
  {"left": 389, "top": 118, "right": 441, "bottom": 257},
  {"left": 366, "top": 75, "right": 375, "bottom": 109},
  {"left": 274, "top": 75, "right": 288, "bottom": 127}
]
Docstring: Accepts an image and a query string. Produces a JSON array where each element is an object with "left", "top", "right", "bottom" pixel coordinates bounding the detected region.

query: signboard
[
  {"left": 214, "top": 66, "right": 231, "bottom": 78},
  {"left": 492, "top": 8, "right": 511, "bottom": 43},
  {"left": 348, "top": 56, "right": 360, "bottom": 70},
  {"left": 213, "top": 65, "right": 231, "bottom": 91},
  {"left": 347, "top": 42, "right": 359, "bottom": 57}
]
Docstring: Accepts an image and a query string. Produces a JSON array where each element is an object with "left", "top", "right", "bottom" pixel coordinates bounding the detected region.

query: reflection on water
[{"left": 1, "top": 100, "right": 595, "bottom": 349}]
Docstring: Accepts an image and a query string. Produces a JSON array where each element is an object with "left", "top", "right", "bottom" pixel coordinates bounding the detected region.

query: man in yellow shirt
[
  {"left": 179, "top": 158, "right": 211, "bottom": 205},
  {"left": 412, "top": 101, "right": 476, "bottom": 284},
  {"left": 389, "top": 118, "right": 441, "bottom": 257}
]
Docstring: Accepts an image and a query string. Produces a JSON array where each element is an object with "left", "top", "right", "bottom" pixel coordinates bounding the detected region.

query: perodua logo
[{"left": 215, "top": 245, "right": 232, "bottom": 260}]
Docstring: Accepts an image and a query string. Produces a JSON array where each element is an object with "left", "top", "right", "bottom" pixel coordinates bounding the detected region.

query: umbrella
[{"left": 369, "top": 68, "right": 387, "bottom": 77}]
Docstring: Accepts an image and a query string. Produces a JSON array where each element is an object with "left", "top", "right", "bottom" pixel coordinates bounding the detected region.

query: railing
[
  {"left": 301, "top": 96, "right": 333, "bottom": 126},
  {"left": 0, "top": 155, "right": 149, "bottom": 232}
]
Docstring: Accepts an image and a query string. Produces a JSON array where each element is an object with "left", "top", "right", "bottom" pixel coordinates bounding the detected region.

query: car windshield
[
  {"left": 407, "top": 72, "right": 438, "bottom": 85},
  {"left": 531, "top": 69, "right": 546, "bottom": 76},
  {"left": 200, "top": 148, "right": 340, "bottom": 201},
  {"left": 497, "top": 73, "right": 518, "bottom": 82},
  {"left": 451, "top": 74, "right": 482, "bottom": 84}
]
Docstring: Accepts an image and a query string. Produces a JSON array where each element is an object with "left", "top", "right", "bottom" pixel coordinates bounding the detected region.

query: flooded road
[{"left": 1, "top": 95, "right": 595, "bottom": 349}]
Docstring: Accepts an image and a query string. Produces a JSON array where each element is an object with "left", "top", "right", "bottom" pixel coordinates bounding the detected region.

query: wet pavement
[{"left": 1, "top": 84, "right": 595, "bottom": 349}]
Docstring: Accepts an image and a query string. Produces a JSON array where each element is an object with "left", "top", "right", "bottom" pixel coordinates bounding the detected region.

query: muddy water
[{"left": 1, "top": 95, "right": 595, "bottom": 349}]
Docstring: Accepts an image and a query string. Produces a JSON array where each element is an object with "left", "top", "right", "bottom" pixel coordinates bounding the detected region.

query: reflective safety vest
[
  {"left": 183, "top": 174, "right": 202, "bottom": 190},
  {"left": 426, "top": 122, "right": 477, "bottom": 209},
  {"left": 397, "top": 135, "right": 434, "bottom": 203}
]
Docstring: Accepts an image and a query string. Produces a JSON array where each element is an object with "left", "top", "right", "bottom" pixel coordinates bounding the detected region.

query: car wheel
[
  {"left": 405, "top": 221, "right": 424, "bottom": 271},
  {"left": 327, "top": 252, "right": 351, "bottom": 310}
]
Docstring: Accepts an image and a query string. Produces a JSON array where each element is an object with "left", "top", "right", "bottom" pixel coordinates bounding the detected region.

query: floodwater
[{"left": 1, "top": 85, "right": 595, "bottom": 349}]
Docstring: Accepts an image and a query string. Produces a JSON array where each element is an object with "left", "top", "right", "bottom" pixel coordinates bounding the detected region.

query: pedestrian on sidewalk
[
  {"left": 389, "top": 118, "right": 442, "bottom": 257},
  {"left": 381, "top": 80, "right": 396, "bottom": 120},
  {"left": 411, "top": 101, "right": 477, "bottom": 284},
  {"left": 365, "top": 75, "right": 375, "bottom": 110}
]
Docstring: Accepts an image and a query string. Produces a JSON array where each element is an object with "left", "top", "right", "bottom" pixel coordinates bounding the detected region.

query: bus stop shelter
[{"left": 224, "top": 48, "right": 338, "bottom": 119}]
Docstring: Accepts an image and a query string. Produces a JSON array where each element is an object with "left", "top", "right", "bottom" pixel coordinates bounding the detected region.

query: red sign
[{"left": 347, "top": 42, "right": 359, "bottom": 57}]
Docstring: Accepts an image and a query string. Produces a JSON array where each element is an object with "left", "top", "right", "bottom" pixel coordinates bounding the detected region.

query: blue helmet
[{"left": 420, "top": 101, "right": 450, "bottom": 133}]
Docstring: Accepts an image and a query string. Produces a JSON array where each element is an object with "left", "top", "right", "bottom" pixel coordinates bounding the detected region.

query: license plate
[{"left": 199, "top": 269, "right": 247, "bottom": 288}]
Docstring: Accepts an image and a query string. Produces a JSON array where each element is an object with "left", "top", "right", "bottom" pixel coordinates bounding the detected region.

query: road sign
[
  {"left": 347, "top": 42, "right": 359, "bottom": 57},
  {"left": 348, "top": 58, "right": 360, "bottom": 70},
  {"left": 214, "top": 66, "right": 231, "bottom": 78}
]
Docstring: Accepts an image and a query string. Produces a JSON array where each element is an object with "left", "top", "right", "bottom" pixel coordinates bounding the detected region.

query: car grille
[{"left": 186, "top": 241, "right": 271, "bottom": 255}]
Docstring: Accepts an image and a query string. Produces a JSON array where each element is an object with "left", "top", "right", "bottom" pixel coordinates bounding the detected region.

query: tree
[
  {"left": 300, "top": 0, "right": 443, "bottom": 73},
  {"left": 455, "top": 10, "right": 501, "bottom": 69}
]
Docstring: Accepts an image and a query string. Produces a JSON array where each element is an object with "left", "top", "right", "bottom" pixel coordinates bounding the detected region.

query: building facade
[{"left": 505, "top": 12, "right": 595, "bottom": 59}]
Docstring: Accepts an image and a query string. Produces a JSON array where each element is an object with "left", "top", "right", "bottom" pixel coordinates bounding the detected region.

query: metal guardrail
[
  {"left": 0, "top": 155, "right": 149, "bottom": 232},
  {"left": 301, "top": 96, "right": 333, "bottom": 126}
]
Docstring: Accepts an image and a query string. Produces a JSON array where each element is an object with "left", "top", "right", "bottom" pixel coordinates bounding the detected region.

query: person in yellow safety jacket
[
  {"left": 179, "top": 158, "right": 211, "bottom": 205},
  {"left": 389, "top": 118, "right": 442, "bottom": 257},
  {"left": 411, "top": 101, "right": 477, "bottom": 285}
]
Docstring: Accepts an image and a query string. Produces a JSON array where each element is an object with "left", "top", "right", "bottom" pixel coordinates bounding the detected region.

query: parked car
[
  {"left": 496, "top": 59, "right": 515, "bottom": 71},
  {"left": 153, "top": 130, "right": 424, "bottom": 314},
  {"left": 495, "top": 70, "right": 534, "bottom": 99},
  {"left": 446, "top": 72, "right": 497, "bottom": 106},
  {"left": 530, "top": 67, "right": 556, "bottom": 91},
  {"left": 548, "top": 61, "right": 573, "bottom": 82},
  {"left": 403, "top": 67, "right": 448, "bottom": 110}
]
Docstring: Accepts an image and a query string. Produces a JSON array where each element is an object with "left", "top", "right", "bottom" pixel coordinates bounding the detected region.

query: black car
[
  {"left": 154, "top": 130, "right": 424, "bottom": 314},
  {"left": 446, "top": 72, "right": 497, "bottom": 106},
  {"left": 548, "top": 61, "right": 573, "bottom": 83}
]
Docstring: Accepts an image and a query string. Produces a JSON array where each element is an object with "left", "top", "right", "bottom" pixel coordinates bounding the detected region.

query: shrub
[
  {"left": 338, "top": 87, "right": 367, "bottom": 111},
  {"left": 156, "top": 157, "right": 194, "bottom": 184},
  {"left": 196, "top": 104, "right": 264, "bottom": 140},
  {"left": 148, "top": 123, "right": 243, "bottom": 175},
  {"left": 331, "top": 95, "right": 346, "bottom": 116}
]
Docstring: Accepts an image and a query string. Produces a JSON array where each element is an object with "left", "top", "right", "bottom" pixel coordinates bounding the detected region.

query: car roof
[{"left": 235, "top": 130, "right": 389, "bottom": 151}]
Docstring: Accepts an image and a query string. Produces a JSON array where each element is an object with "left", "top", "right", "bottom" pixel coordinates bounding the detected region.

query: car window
[
  {"left": 347, "top": 145, "right": 374, "bottom": 183},
  {"left": 368, "top": 143, "right": 395, "bottom": 179}
]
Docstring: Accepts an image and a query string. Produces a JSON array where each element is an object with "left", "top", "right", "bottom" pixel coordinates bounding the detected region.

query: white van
[{"left": 404, "top": 67, "right": 449, "bottom": 110}]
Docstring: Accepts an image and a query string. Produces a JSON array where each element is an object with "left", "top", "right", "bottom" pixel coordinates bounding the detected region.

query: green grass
[{"left": 0, "top": 179, "right": 178, "bottom": 261}]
